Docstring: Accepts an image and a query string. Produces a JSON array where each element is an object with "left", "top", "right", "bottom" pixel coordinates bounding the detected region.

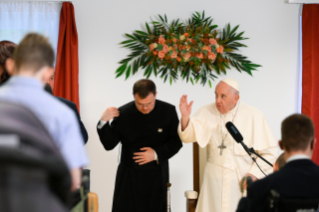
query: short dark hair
[
  {"left": 14, "top": 33, "right": 54, "bottom": 72},
  {"left": 0, "top": 40, "right": 17, "bottom": 82},
  {"left": 133, "top": 79, "right": 156, "bottom": 99},
  {"left": 275, "top": 153, "right": 286, "bottom": 170},
  {"left": 281, "top": 114, "right": 314, "bottom": 152}
]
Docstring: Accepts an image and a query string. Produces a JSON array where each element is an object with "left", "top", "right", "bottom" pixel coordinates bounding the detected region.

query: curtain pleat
[
  {"left": 54, "top": 2, "right": 80, "bottom": 111},
  {"left": 302, "top": 4, "right": 319, "bottom": 165}
]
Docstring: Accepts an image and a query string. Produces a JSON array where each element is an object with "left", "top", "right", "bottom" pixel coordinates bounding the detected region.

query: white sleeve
[{"left": 97, "top": 120, "right": 107, "bottom": 129}]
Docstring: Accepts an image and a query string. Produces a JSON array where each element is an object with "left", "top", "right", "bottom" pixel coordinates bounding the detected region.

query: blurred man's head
[
  {"left": 215, "top": 79, "right": 240, "bottom": 114},
  {"left": 13, "top": 33, "right": 55, "bottom": 84},
  {"left": 133, "top": 79, "right": 157, "bottom": 114},
  {"left": 273, "top": 153, "right": 286, "bottom": 172},
  {"left": 0, "top": 40, "right": 17, "bottom": 82},
  {"left": 279, "top": 114, "right": 315, "bottom": 160}
]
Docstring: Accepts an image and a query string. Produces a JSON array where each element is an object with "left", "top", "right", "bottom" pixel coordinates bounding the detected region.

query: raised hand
[
  {"left": 101, "top": 107, "right": 120, "bottom": 122},
  {"left": 179, "top": 95, "right": 193, "bottom": 118},
  {"left": 133, "top": 147, "right": 156, "bottom": 165}
]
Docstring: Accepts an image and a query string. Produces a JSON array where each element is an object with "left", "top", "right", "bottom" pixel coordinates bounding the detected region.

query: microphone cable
[{"left": 252, "top": 157, "right": 267, "bottom": 177}]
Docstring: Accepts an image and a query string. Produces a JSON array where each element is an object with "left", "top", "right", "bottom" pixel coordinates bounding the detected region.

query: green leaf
[
  {"left": 135, "top": 30, "right": 149, "bottom": 36},
  {"left": 229, "top": 25, "right": 239, "bottom": 37},
  {"left": 120, "top": 40, "right": 135, "bottom": 45},
  {"left": 190, "top": 77, "right": 194, "bottom": 85},
  {"left": 115, "top": 62, "right": 127, "bottom": 75},
  {"left": 125, "top": 34, "right": 136, "bottom": 40},
  {"left": 209, "top": 80, "right": 212, "bottom": 88},
  {"left": 125, "top": 65, "right": 131, "bottom": 80},
  {"left": 227, "top": 23, "right": 230, "bottom": 36},
  {"left": 158, "top": 14, "right": 165, "bottom": 22},
  {"left": 145, "top": 22, "right": 151, "bottom": 34}
]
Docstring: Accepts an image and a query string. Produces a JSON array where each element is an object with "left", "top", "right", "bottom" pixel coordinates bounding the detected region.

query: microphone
[{"left": 225, "top": 122, "right": 251, "bottom": 156}]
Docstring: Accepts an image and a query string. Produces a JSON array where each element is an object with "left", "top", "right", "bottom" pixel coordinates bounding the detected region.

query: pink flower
[
  {"left": 158, "top": 51, "right": 166, "bottom": 60},
  {"left": 209, "top": 38, "right": 217, "bottom": 45},
  {"left": 206, "top": 46, "right": 212, "bottom": 53},
  {"left": 163, "top": 44, "right": 169, "bottom": 53},
  {"left": 197, "top": 52, "right": 204, "bottom": 59},
  {"left": 177, "top": 57, "right": 181, "bottom": 62},
  {"left": 172, "top": 38, "right": 177, "bottom": 43},
  {"left": 158, "top": 36, "right": 166, "bottom": 45},
  {"left": 208, "top": 52, "right": 216, "bottom": 60},
  {"left": 183, "top": 52, "right": 191, "bottom": 61},
  {"left": 171, "top": 51, "right": 177, "bottom": 59},
  {"left": 216, "top": 45, "right": 224, "bottom": 54}
]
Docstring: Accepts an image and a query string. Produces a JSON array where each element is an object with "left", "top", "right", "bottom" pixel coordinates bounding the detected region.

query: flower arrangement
[{"left": 116, "top": 11, "right": 261, "bottom": 87}]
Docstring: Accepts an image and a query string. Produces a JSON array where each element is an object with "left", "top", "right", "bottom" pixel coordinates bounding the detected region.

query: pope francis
[{"left": 178, "top": 78, "right": 278, "bottom": 212}]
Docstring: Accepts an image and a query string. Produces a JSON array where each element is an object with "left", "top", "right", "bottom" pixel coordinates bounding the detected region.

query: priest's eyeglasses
[{"left": 136, "top": 101, "right": 154, "bottom": 108}]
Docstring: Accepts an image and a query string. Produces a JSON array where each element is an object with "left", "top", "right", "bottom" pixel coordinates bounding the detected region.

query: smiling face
[
  {"left": 215, "top": 81, "right": 239, "bottom": 114},
  {"left": 134, "top": 92, "right": 157, "bottom": 114}
]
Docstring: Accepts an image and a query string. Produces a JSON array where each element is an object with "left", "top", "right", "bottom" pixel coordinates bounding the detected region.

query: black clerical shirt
[{"left": 97, "top": 99, "right": 182, "bottom": 212}]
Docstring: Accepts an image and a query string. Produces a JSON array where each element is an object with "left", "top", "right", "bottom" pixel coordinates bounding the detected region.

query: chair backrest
[
  {"left": 0, "top": 101, "right": 71, "bottom": 212},
  {"left": 268, "top": 190, "right": 319, "bottom": 212}
]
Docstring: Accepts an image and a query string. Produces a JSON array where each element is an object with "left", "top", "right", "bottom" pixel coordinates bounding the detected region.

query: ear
[
  {"left": 5, "top": 58, "right": 15, "bottom": 76},
  {"left": 273, "top": 163, "right": 278, "bottom": 172},
  {"left": 42, "top": 67, "right": 54, "bottom": 83},
  {"left": 155, "top": 92, "right": 158, "bottom": 98},
  {"left": 235, "top": 93, "right": 240, "bottom": 101},
  {"left": 278, "top": 140, "right": 284, "bottom": 150},
  {"left": 311, "top": 138, "right": 316, "bottom": 150}
]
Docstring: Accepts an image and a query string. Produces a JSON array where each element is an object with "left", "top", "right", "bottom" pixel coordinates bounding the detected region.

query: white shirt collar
[{"left": 286, "top": 154, "right": 310, "bottom": 163}]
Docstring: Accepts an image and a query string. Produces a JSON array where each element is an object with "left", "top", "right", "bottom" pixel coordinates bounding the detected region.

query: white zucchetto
[{"left": 221, "top": 78, "right": 240, "bottom": 92}]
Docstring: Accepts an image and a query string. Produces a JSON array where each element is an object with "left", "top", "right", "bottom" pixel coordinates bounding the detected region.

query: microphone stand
[{"left": 249, "top": 147, "right": 273, "bottom": 167}]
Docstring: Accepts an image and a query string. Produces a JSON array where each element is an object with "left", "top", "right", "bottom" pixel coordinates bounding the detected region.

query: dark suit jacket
[
  {"left": 245, "top": 159, "right": 319, "bottom": 212},
  {"left": 57, "top": 97, "right": 88, "bottom": 144}
]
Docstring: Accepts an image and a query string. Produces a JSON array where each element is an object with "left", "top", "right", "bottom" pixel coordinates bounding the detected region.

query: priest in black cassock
[{"left": 97, "top": 79, "right": 183, "bottom": 212}]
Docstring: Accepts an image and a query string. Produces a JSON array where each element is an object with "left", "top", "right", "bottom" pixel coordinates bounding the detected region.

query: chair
[
  {"left": 267, "top": 190, "right": 319, "bottom": 212},
  {"left": 0, "top": 101, "right": 72, "bottom": 212},
  {"left": 185, "top": 143, "right": 207, "bottom": 212},
  {"left": 70, "top": 169, "right": 99, "bottom": 212}
]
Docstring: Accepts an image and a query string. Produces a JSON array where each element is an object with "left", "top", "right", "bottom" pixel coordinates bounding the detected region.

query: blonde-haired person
[{"left": 273, "top": 152, "right": 286, "bottom": 172}]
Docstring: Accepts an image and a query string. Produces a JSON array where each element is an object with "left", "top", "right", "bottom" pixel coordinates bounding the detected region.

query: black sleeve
[
  {"left": 153, "top": 106, "right": 183, "bottom": 164},
  {"left": 247, "top": 179, "right": 269, "bottom": 212},
  {"left": 236, "top": 197, "right": 249, "bottom": 212},
  {"left": 69, "top": 103, "right": 89, "bottom": 144},
  {"left": 97, "top": 118, "right": 121, "bottom": 151},
  {"left": 79, "top": 120, "right": 89, "bottom": 144}
]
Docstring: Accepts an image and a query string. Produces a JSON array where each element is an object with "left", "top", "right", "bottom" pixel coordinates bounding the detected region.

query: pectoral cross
[{"left": 218, "top": 142, "right": 227, "bottom": 155}]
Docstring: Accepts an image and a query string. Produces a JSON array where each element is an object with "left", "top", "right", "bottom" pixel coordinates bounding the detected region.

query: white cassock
[{"left": 178, "top": 101, "right": 278, "bottom": 212}]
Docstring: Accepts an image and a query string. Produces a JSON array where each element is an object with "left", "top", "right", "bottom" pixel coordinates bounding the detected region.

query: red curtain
[
  {"left": 54, "top": 2, "right": 80, "bottom": 111},
  {"left": 302, "top": 4, "right": 319, "bottom": 165}
]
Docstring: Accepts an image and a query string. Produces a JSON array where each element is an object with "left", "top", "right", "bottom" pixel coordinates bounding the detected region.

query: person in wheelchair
[{"left": 245, "top": 114, "right": 319, "bottom": 212}]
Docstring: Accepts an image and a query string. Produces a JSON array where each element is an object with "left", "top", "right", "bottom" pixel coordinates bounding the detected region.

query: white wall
[{"left": 21, "top": 0, "right": 300, "bottom": 211}]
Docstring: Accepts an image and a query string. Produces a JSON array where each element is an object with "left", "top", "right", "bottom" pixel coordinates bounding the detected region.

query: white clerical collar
[{"left": 286, "top": 154, "right": 310, "bottom": 163}]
